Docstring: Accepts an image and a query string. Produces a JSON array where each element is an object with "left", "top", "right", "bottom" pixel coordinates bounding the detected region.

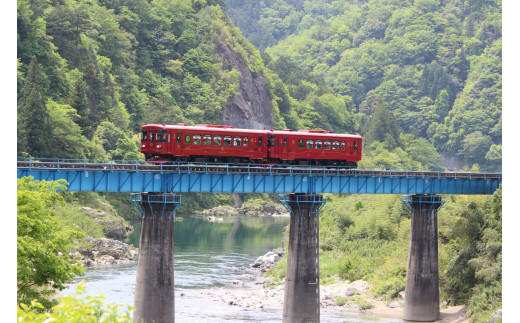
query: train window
[
  {"left": 244, "top": 136, "right": 248, "bottom": 147},
  {"left": 333, "top": 141, "right": 340, "bottom": 150},
  {"left": 185, "top": 134, "right": 191, "bottom": 144},
  {"left": 297, "top": 139, "right": 305, "bottom": 149},
  {"left": 341, "top": 141, "right": 345, "bottom": 150},
  {"left": 156, "top": 130, "right": 167, "bottom": 142},
  {"left": 315, "top": 140, "right": 323, "bottom": 150},
  {"left": 234, "top": 136, "right": 242, "bottom": 147},
  {"left": 324, "top": 140, "right": 331, "bottom": 150},
  {"left": 204, "top": 134, "right": 211, "bottom": 145},
  {"left": 283, "top": 138, "right": 287, "bottom": 148},
  {"left": 193, "top": 134, "right": 201, "bottom": 145},
  {"left": 354, "top": 141, "right": 358, "bottom": 150},
  {"left": 177, "top": 133, "right": 181, "bottom": 144},
  {"left": 149, "top": 132, "right": 154, "bottom": 142},
  {"left": 214, "top": 135, "right": 222, "bottom": 145},
  {"left": 141, "top": 130, "right": 147, "bottom": 141},
  {"left": 258, "top": 137, "right": 263, "bottom": 147},
  {"left": 224, "top": 136, "right": 232, "bottom": 146},
  {"left": 168, "top": 134, "right": 171, "bottom": 142},
  {"left": 306, "top": 139, "right": 313, "bottom": 149}
]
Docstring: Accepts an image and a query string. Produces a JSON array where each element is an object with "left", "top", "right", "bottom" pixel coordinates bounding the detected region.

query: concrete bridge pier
[
  {"left": 131, "top": 193, "right": 181, "bottom": 323},
  {"left": 402, "top": 194, "right": 444, "bottom": 322},
  {"left": 279, "top": 194, "right": 326, "bottom": 323}
]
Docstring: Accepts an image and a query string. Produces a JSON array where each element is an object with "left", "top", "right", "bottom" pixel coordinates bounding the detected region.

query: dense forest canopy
[{"left": 227, "top": 0, "right": 502, "bottom": 171}]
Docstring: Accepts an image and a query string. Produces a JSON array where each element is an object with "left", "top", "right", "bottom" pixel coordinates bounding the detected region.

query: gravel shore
[{"left": 199, "top": 266, "right": 469, "bottom": 322}]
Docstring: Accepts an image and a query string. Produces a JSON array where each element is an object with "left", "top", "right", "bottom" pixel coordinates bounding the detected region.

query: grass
[{"left": 351, "top": 296, "right": 373, "bottom": 310}]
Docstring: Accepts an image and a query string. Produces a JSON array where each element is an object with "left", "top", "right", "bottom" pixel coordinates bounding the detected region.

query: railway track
[{"left": 17, "top": 159, "right": 502, "bottom": 180}]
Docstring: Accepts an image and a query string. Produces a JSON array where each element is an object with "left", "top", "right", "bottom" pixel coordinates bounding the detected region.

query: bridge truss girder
[{"left": 17, "top": 169, "right": 500, "bottom": 195}]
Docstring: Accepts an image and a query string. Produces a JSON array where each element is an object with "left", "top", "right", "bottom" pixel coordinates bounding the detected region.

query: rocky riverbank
[
  {"left": 200, "top": 248, "right": 471, "bottom": 323},
  {"left": 70, "top": 237, "right": 138, "bottom": 266},
  {"left": 202, "top": 198, "right": 289, "bottom": 221}
]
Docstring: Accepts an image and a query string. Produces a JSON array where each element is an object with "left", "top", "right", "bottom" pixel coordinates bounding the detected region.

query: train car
[
  {"left": 140, "top": 123, "right": 362, "bottom": 166},
  {"left": 141, "top": 123, "right": 268, "bottom": 163},
  {"left": 268, "top": 129, "right": 362, "bottom": 167}
]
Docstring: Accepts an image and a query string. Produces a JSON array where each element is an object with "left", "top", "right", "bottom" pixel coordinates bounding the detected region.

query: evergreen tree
[
  {"left": 69, "top": 79, "right": 92, "bottom": 138},
  {"left": 364, "top": 101, "right": 402, "bottom": 149},
  {"left": 17, "top": 56, "right": 53, "bottom": 157}
]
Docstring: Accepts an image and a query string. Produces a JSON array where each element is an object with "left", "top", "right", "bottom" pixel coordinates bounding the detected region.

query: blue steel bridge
[
  {"left": 17, "top": 157, "right": 502, "bottom": 322},
  {"left": 17, "top": 157, "right": 501, "bottom": 195}
]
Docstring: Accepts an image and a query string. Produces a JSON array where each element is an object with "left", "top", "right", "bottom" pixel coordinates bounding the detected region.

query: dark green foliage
[
  {"left": 18, "top": 56, "right": 53, "bottom": 158},
  {"left": 68, "top": 78, "right": 91, "bottom": 137},
  {"left": 364, "top": 102, "right": 402, "bottom": 150}
]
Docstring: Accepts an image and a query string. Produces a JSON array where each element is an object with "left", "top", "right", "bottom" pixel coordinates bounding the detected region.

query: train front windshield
[{"left": 141, "top": 129, "right": 147, "bottom": 141}]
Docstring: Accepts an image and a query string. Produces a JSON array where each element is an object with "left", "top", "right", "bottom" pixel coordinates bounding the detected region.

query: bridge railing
[{"left": 17, "top": 157, "right": 502, "bottom": 180}]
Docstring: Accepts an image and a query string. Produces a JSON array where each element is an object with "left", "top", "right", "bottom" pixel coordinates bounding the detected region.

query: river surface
[{"left": 63, "top": 216, "right": 401, "bottom": 322}]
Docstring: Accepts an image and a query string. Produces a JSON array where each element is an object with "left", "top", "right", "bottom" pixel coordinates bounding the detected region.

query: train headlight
[
  {"left": 141, "top": 144, "right": 146, "bottom": 148},
  {"left": 157, "top": 145, "right": 162, "bottom": 149}
]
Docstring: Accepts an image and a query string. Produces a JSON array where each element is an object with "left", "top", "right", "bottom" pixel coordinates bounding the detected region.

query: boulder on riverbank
[
  {"left": 250, "top": 248, "right": 285, "bottom": 272},
  {"left": 71, "top": 237, "right": 138, "bottom": 266},
  {"left": 81, "top": 205, "right": 133, "bottom": 240}
]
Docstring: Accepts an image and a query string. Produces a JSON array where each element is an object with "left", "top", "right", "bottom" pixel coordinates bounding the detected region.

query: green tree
[
  {"left": 18, "top": 56, "right": 53, "bottom": 157},
  {"left": 364, "top": 101, "right": 402, "bottom": 149},
  {"left": 47, "top": 100, "right": 92, "bottom": 159},
  {"left": 94, "top": 121, "right": 124, "bottom": 154},
  {"left": 17, "top": 177, "right": 84, "bottom": 309},
  {"left": 110, "top": 133, "right": 143, "bottom": 161},
  {"left": 68, "top": 78, "right": 92, "bottom": 137},
  {"left": 459, "top": 131, "right": 493, "bottom": 166}
]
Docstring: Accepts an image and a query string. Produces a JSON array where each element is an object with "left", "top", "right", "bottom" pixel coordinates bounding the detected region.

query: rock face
[
  {"left": 81, "top": 206, "right": 133, "bottom": 240},
  {"left": 215, "top": 39, "right": 273, "bottom": 130},
  {"left": 71, "top": 237, "right": 138, "bottom": 266}
]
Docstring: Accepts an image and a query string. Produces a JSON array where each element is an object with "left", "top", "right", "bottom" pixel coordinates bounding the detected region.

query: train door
[
  {"left": 267, "top": 135, "right": 277, "bottom": 160},
  {"left": 175, "top": 131, "right": 182, "bottom": 157},
  {"left": 279, "top": 136, "right": 289, "bottom": 161},
  {"left": 147, "top": 130, "right": 155, "bottom": 153},
  {"left": 257, "top": 136, "right": 264, "bottom": 159}
]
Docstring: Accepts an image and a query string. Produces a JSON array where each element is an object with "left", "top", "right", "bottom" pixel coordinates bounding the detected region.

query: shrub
[
  {"left": 373, "top": 277, "right": 405, "bottom": 300},
  {"left": 17, "top": 283, "right": 134, "bottom": 322},
  {"left": 351, "top": 296, "right": 373, "bottom": 310}
]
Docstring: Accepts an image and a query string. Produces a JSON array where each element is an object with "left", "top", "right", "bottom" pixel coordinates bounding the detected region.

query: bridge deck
[{"left": 17, "top": 158, "right": 502, "bottom": 195}]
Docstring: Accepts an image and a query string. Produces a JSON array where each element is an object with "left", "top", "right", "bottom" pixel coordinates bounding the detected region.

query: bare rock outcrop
[{"left": 215, "top": 38, "right": 273, "bottom": 130}]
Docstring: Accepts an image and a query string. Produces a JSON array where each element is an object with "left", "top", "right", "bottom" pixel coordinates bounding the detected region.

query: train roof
[
  {"left": 141, "top": 124, "right": 361, "bottom": 138},
  {"left": 271, "top": 129, "right": 362, "bottom": 139}
]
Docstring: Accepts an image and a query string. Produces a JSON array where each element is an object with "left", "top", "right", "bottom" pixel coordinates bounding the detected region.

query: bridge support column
[
  {"left": 279, "top": 194, "right": 326, "bottom": 323},
  {"left": 131, "top": 193, "right": 181, "bottom": 323},
  {"left": 402, "top": 194, "right": 444, "bottom": 322}
]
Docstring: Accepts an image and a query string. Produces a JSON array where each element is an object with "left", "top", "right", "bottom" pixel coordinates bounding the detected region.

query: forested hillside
[
  {"left": 227, "top": 0, "right": 502, "bottom": 171},
  {"left": 17, "top": 0, "right": 285, "bottom": 160}
]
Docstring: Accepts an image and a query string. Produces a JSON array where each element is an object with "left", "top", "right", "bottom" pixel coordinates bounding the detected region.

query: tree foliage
[
  {"left": 228, "top": 0, "right": 502, "bottom": 171},
  {"left": 17, "top": 177, "right": 84, "bottom": 309},
  {"left": 17, "top": 283, "right": 134, "bottom": 322}
]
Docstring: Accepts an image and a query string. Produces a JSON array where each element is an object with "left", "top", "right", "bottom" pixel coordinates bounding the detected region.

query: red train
[{"left": 140, "top": 124, "right": 362, "bottom": 167}]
